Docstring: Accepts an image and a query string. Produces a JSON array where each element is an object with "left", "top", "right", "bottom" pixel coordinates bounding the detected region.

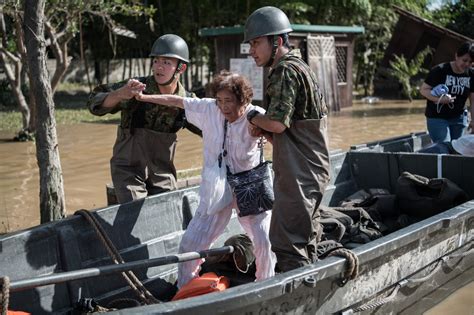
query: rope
[
  {"left": 75, "top": 209, "right": 159, "bottom": 305},
  {"left": 327, "top": 248, "right": 359, "bottom": 284},
  {"left": 1, "top": 276, "right": 10, "bottom": 315}
]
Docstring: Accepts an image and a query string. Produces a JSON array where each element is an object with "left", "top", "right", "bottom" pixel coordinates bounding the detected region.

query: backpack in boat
[
  {"left": 200, "top": 234, "right": 257, "bottom": 286},
  {"left": 204, "top": 234, "right": 256, "bottom": 273},
  {"left": 171, "top": 272, "right": 230, "bottom": 301},
  {"left": 396, "top": 171, "right": 469, "bottom": 219}
]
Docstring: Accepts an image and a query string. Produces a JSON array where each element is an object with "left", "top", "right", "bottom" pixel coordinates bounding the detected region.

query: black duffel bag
[{"left": 396, "top": 171, "right": 469, "bottom": 219}]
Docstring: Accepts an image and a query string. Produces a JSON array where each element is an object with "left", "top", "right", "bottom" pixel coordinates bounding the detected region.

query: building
[
  {"left": 375, "top": 6, "right": 473, "bottom": 97},
  {"left": 199, "top": 24, "right": 364, "bottom": 111}
]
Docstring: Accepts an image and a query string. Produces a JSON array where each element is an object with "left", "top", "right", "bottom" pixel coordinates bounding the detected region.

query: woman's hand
[
  {"left": 262, "top": 132, "right": 273, "bottom": 144},
  {"left": 118, "top": 79, "right": 146, "bottom": 100},
  {"left": 437, "top": 94, "right": 456, "bottom": 104},
  {"left": 135, "top": 92, "right": 150, "bottom": 102},
  {"left": 248, "top": 124, "right": 264, "bottom": 137},
  {"left": 102, "top": 79, "right": 146, "bottom": 108}
]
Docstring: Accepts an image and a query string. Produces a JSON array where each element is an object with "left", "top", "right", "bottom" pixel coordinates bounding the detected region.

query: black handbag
[{"left": 223, "top": 120, "right": 274, "bottom": 217}]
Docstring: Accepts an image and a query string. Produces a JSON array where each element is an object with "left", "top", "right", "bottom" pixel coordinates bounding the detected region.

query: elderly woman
[{"left": 135, "top": 71, "right": 276, "bottom": 287}]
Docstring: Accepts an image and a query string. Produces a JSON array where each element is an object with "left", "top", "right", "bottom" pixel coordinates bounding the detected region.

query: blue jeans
[
  {"left": 426, "top": 115, "right": 465, "bottom": 143},
  {"left": 418, "top": 142, "right": 452, "bottom": 154}
]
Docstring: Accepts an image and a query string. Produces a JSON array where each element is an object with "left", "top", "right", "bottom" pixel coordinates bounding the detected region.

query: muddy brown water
[
  {"left": 0, "top": 100, "right": 471, "bottom": 312},
  {"left": 0, "top": 100, "right": 428, "bottom": 232}
]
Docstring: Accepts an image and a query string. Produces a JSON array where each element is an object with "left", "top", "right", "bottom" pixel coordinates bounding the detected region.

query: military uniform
[
  {"left": 88, "top": 76, "right": 197, "bottom": 203},
  {"left": 265, "top": 50, "right": 330, "bottom": 271}
]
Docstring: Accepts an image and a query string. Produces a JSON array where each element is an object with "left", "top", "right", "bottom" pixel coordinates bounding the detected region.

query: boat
[
  {"left": 350, "top": 131, "right": 432, "bottom": 153},
  {"left": 1, "top": 149, "right": 472, "bottom": 314}
]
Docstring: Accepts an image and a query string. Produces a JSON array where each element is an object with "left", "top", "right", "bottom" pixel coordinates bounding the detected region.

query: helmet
[
  {"left": 451, "top": 135, "right": 474, "bottom": 156},
  {"left": 243, "top": 6, "right": 292, "bottom": 43},
  {"left": 149, "top": 34, "right": 189, "bottom": 63}
]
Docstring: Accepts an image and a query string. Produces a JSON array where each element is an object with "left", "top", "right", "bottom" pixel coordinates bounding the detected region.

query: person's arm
[
  {"left": 249, "top": 113, "right": 286, "bottom": 134},
  {"left": 248, "top": 124, "right": 274, "bottom": 143},
  {"left": 419, "top": 82, "right": 455, "bottom": 104},
  {"left": 88, "top": 78, "right": 145, "bottom": 116},
  {"left": 469, "top": 92, "right": 474, "bottom": 133},
  {"left": 135, "top": 93, "right": 185, "bottom": 108},
  {"left": 102, "top": 79, "right": 145, "bottom": 108},
  {"left": 250, "top": 65, "right": 303, "bottom": 134}
]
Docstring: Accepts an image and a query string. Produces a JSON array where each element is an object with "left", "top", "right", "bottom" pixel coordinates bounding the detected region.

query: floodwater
[
  {"left": 0, "top": 100, "right": 471, "bottom": 313},
  {"left": 0, "top": 100, "right": 428, "bottom": 232}
]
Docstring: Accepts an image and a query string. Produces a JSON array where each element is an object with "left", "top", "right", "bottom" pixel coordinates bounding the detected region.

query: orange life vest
[{"left": 172, "top": 272, "right": 230, "bottom": 301}]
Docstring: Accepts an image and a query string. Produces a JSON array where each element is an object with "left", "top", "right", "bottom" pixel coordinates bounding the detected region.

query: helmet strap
[
  {"left": 158, "top": 61, "right": 183, "bottom": 86},
  {"left": 265, "top": 36, "right": 279, "bottom": 67}
]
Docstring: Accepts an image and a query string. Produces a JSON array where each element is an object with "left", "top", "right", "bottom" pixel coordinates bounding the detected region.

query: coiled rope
[
  {"left": 75, "top": 209, "right": 159, "bottom": 305},
  {"left": 327, "top": 248, "right": 359, "bottom": 284}
]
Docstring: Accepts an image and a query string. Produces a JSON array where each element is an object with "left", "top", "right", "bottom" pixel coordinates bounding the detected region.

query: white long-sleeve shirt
[{"left": 183, "top": 97, "right": 265, "bottom": 174}]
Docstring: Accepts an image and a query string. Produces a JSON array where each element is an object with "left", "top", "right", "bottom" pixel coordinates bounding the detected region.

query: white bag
[{"left": 200, "top": 159, "right": 233, "bottom": 215}]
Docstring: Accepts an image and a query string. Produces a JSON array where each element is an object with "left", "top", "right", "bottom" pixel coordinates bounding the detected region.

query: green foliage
[
  {"left": 431, "top": 0, "right": 474, "bottom": 38},
  {"left": 280, "top": 2, "right": 314, "bottom": 24},
  {"left": 352, "top": 0, "right": 431, "bottom": 96},
  {"left": 354, "top": 5, "right": 397, "bottom": 96},
  {"left": 311, "top": 0, "right": 372, "bottom": 25},
  {"left": 389, "top": 46, "right": 432, "bottom": 101}
]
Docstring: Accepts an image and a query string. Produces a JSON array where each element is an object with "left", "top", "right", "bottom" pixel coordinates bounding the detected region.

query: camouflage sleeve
[
  {"left": 87, "top": 79, "right": 130, "bottom": 116},
  {"left": 266, "top": 66, "right": 298, "bottom": 128}
]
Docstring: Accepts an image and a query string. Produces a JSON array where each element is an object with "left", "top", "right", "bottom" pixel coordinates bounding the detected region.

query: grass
[{"left": 0, "top": 108, "right": 119, "bottom": 132}]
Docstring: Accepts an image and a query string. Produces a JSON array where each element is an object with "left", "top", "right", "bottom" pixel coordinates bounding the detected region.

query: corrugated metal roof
[{"left": 199, "top": 24, "right": 364, "bottom": 37}]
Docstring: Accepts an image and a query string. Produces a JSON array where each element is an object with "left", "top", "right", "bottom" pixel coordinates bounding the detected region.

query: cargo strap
[
  {"left": 0, "top": 276, "right": 9, "bottom": 315},
  {"left": 75, "top": 209, "right": 160, "bottom": 305},
  {"left": 342, "top": 241, "right": 473, "bottom": 314}
]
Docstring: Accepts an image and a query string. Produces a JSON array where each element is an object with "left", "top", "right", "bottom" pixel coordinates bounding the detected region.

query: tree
[
  {"left": 0, "top": 0, "right": 154, "bottom": 140},
  {"left": 2, "top": 0, "right": 154, "bottom": 223},
  {"left": 389, "top": 46, "right": 432, "bottom": 101},
  {"left": 431, "top": 0, "right": 474, "bottom": 39},
  {"left": 24, "top": 0, "right": 66, "bottom": 222},
  {"left": 352, "top": 1, "right": 431, "bottom": 96},
  {"left": 0, "top": 6, "right": 34, "bottom": 140}
]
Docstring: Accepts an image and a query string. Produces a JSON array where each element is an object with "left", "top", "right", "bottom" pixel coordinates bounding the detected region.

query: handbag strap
[
  {"left": 222, "top": 119, "right": 265, "bottom": 167},
  {"left": 218, "top": 120, "right": 228, "bottom": 168}
]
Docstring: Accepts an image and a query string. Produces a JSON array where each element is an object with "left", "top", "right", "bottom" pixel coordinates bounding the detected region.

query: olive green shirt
[
  {"left": 265, "top": 50, "right": 328, "bottom": 128},
  {"left": 88, "top": 76, "right": 192, "bottom": 133}
]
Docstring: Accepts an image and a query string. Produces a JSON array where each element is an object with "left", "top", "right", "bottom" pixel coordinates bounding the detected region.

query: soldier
[
  {"left": 88, "top": 34, "right": 200, "bottom": 204},
  {"left": 244, "top": 6, "right": 330, "bottom": 272}
]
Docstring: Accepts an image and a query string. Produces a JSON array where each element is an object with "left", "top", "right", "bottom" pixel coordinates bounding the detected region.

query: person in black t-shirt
[{"left": 420, "top": 42, "right": 474, "bottom": 143}]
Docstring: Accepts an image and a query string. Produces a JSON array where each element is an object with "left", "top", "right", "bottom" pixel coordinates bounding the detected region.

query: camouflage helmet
[
  {"left": 243, "top": 6, "right": 293, "bottom": 43},
  {"left": 149, "top": 34, "right": 189, "bottom": 63}
]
